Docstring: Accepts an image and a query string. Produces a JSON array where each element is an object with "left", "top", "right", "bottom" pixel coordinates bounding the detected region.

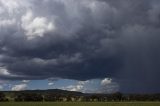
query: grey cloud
[{"left": 0, "top": 0, "right": 160, "bottom": 93}]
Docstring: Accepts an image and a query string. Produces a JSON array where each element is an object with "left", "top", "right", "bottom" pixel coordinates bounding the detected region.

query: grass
[{"left": 0, "top": 102, "right": 160, "bottom": 106}]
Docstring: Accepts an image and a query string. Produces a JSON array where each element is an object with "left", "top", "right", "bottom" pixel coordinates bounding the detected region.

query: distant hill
[
  {"left": 1, "top": 89, "right": 84, "bottom": 96},
  {"left": 0, "top": 89, "right": 160, "bottom": 102}
]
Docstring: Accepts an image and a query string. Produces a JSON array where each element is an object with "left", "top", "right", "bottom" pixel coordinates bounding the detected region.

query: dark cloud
[{"left": 0, "top": 0, "right": 160, "bottom": 93}]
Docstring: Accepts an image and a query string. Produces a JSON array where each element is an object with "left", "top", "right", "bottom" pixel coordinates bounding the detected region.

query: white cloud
[
  {"left": 0, "top": 19, "right": 15, "bottom": 27},
  {"left": 0, "top": 0, "right": 30, "bottom": 15},
  {"left": 0, "top": 67, "right": 20, "bottom": 78},
  {"left": 61, "top": 80, "right": 90, "bottom": 92},
  {"left": 21, "top": 10, "right": 55, "bottom": 39},
  {"left": 0, "top": 67, "right": 11, "bottom": 76},
  {"left": 0, "top": 0, "right": 20, "bottom": 14},
  {"left": 22, "top": 80, "right": 30, "bottom": 83},
  {"left": 101, "top": 78, "right": 112, "bottom": 86},
  {"left": 62, "top": 78, "right": 119, "bottom": 93},
  {"left": 78, "top": 80, "right": 89, "bottom": 85},
  {"left": 11, "top": 84, "right": 27, "bottom": 91},
  {"left": 62, "top": 85, "right": 84, "bottom": 92},
  {"left": 48, "top": 82, "right": 54, "bottom": 86},
  {"left": 100, "top": 78, "right": 119, "bottom": 93}
]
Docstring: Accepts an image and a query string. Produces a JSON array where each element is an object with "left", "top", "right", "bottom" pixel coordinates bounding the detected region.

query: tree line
[{"left": 1, "top": 92, "right": 160, "bottom": 102}]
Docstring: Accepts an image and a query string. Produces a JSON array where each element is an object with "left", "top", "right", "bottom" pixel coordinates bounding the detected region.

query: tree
[
  {"left": 44, "top": 93, "right": 57, "bottom": 101},
  {"left": 112, "top": 92, "right": 123, "bottom": 101},
  {"left": 14, "top": 93, "right": 43, "bottom": 102},
  {"left": 0, "top": 92, "right": 8, "bottom": 102}
]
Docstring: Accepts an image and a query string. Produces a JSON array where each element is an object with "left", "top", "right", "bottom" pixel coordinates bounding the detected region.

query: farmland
[{"left": 0, "top": 102, "right": 159, "bottom": 106}]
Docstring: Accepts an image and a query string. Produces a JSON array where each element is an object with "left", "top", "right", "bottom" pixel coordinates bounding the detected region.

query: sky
[{"left": 0, "top": 0, "right": 160, "bottom": 93}]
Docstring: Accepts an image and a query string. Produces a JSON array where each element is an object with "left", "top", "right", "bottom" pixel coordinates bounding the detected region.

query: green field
[{"left": 0, "top": 102, "right": 159, "bottom": 106}]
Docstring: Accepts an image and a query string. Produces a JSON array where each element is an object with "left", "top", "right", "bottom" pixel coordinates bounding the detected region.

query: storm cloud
[{"left": 0, "top": 0, "right": 160, "bottom": 93}]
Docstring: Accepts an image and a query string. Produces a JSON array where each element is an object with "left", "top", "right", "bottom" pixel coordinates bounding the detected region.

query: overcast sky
[{"left": 0, "top": 0, "right": 160, "bottom": 93}]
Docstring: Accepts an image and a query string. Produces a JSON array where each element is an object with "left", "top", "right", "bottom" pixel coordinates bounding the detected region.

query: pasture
[{"left": 0, "top": 102, "right": 159, "bottom": 106}]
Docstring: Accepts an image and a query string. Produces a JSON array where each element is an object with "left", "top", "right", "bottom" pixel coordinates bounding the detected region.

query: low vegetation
[{"left": 0, "top": 89, "right": 160, "bottom": 102}]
